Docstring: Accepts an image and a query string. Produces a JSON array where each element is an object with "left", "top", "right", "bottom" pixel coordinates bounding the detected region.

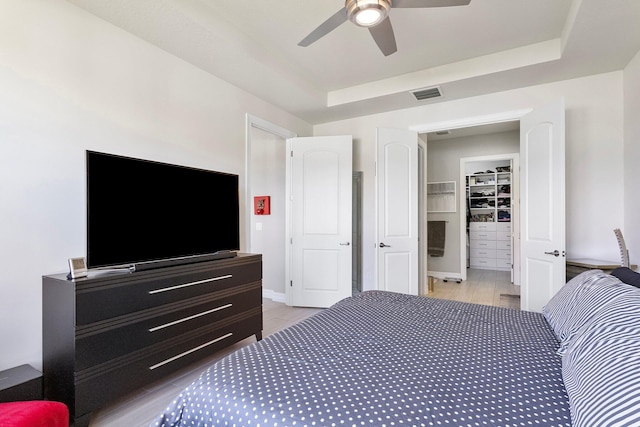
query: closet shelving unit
[
  {"left": 467, "top": 172, "right": 511, "bottom": 222},
  {"left": 466, "top": 169, "right": 512, "bottom": 271}
]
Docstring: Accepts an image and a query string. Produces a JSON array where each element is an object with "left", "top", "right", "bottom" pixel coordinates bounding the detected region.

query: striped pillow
[
  {"left": 555, "top": 274, "right": 636, "bottom": 354},
  {"left": 542, "top": 269, "right": 629, "bottom": 350},
  {"left": 542, "top": 269, "right": 603, "bottom": 335},
  {"left": 562, "top": 290, "right": 640, "bottom": 426}
]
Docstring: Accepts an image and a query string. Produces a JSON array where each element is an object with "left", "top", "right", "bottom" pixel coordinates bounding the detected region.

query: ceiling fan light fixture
[{"left": 346, "top": 0, "right": 392, "bottom": 27}]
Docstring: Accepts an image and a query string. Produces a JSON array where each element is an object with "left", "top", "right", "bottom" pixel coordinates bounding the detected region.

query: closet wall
[{"left": 426, "top": 127, "right": 519, "bottom": 279}]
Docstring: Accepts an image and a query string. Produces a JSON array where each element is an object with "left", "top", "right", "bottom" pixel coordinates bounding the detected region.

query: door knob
[
  {"left": 544, "top": 250, "right": 560, "bottom": 257},
  {"left": 379, "top": 242, "right": 390, "bottom": 248},
  {"left": 339, "top": 242, "right": 350, "bottom": 246}
]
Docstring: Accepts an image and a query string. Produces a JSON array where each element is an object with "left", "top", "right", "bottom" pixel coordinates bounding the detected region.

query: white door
[
  {"left": 376, "top": 128, "right": 419, "bottom": 295},
  {"left": 520, "top": 98, "right": 566, "bottom": 312},
  {"left": 287, "top": 136, "right": 353, "bottom": 308}
]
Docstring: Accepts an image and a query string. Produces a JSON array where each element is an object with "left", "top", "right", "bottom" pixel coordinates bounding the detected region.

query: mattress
[{"left": 152, "top": 290, "right": 571, "bottom": 426}]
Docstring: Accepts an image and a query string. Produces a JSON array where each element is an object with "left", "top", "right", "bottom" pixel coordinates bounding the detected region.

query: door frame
[
  {"left": 459, "top": 153, "right": 520, "bottom": 283},
  {"left": 418, "top": 137, "right": 427, "bottom": 294},
  {"left": 353, "top": 171, "right": 364, "bottom": 293},
  {"left": 245, "top": 114, "right": 297, "bottom": 303},
  {"left": 410, "top": 108, "right": 532, "bottom": 283}
]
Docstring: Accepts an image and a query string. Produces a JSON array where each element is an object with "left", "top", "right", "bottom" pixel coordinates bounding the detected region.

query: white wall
[
  {"left": 624, "top": 50, "right": 640, "bottom": 269},
  {"left": 0, "top": 1, "right": 311, "bottom": 371},
  {"left": 315, "top": 72, "right": 625, "bottom": 291}
]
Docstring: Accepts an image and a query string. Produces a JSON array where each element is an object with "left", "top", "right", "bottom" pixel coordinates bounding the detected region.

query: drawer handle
[
  {"left": 148, "top": 332, "right": 233, "bottom": 370},
  {"left": 148, "top": 303, "right": 233, "bottom": 332},
  {"left": 149, "top": 275, "right": 232, "bottom": 294}
]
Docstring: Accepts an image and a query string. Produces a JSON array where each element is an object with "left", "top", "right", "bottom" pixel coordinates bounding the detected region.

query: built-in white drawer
[
  {"left": 496, "top": 231, "right": 511, "bottom": 241},
  {"left": 470, "top": 222, "right": 496, "bottom": 232},
  {"left": 470, "top": 258, "right": 497, "bottom": 268},
  {"left": 471, "top": 248, "right": 496, "bottom": 259},
  {"left": 496, "top": 258, "right": 512, "bottom": 268},
  {"left": 470, "top": 231, "right": 497, "bottom": 240},
  {"left": 496, "top": 240, "right": 511, "bottom": 250},
  {"left": 470, "top": 239, "right": 497, "bottom": 249},
  {"left": 496, "top": 222, "right": 511, "bottom": 232},
  {"left": 496, "top": 249, "right": 511, "bottom": 260}
]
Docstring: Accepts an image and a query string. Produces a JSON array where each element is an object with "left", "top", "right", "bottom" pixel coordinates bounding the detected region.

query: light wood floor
[
  {"left": 425, "top": 268, "right": 521, "bottom": 310},
  {"left": 86, "top": 268, "right": 517, "bottom": 427}
]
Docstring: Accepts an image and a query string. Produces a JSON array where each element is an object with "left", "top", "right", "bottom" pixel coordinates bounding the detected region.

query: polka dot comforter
[{"left": 152, "top": 291, "right": 571, "bottom": 427}]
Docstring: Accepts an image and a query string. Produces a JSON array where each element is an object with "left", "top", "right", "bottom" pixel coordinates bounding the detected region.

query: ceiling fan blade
[
  {"left": 392, "top": 0, "right": 471, "bottom": 7},
  {"left": 298, "top": 7, "right": 348, "bottom": 47},
  {"left": 369, "top": 17, "right": 397, "bottom": 56}
]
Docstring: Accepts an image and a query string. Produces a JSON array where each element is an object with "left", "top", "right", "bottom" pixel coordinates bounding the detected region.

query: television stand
[{"left": 43, "top": 253, "right": 261, "bottom": 427}]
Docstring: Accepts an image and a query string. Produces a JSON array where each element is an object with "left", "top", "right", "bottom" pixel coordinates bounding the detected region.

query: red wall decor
[{"left": 253, "top": 196, "right": 270, "bottom": 215}]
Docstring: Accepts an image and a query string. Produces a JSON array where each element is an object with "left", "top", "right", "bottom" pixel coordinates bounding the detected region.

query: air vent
[{"left": 411, "top": 86, "right": 442, "bottom": 101}]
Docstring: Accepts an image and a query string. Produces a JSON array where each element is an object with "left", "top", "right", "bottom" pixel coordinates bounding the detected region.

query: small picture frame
[
  {"left": 253, "top": 196, "right": 270, "bottom": 215},
  {"left": 68, "top": 257, "right": 88, "bottom": 279}
]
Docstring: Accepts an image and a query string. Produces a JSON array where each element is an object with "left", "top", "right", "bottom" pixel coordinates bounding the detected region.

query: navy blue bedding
[{"left": 152, "top": 291, "right": 571, "bottom": 426}]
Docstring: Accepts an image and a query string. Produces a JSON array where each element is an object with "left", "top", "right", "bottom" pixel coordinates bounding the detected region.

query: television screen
[{"left": 86, "top": 151, "right": 240, "bottom": 269}]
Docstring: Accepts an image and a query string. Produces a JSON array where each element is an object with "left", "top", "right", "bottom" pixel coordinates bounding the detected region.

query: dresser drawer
[
  {"left": 470, "top": 248, "right": 496, "bottom": 259},
  {"left": 496, "top": 231, "right": 511, "bottom": 241},
  {"left": 469, "top": 239, "right": 497, "bottom": 249},
  {"left": 76, "top": 258, "right": 261, "bottom": 325},
  {"left": 469, "top": 231, "right": 496, "bottom": 240},
  {"left": 496, "top": 240, "right": 511, "bottom": 250},
  {"left": 496, "top": 222, "right": 511, "bottom": 232},
  {"left": 75, "top": 284, "right": 261, "bottom": 370},
  {"left": 74, "top": 310, "right": 262, "bottom": 417},
  {"left": 470, "top": 258, "right": 497, "bottom": 268},
  {"left": 469, "top": 222, "right": 496, "bottom": 232},
  {"left": 497, "top": 258, "right": 512, "bottom": 269},
  {"left": 496, "top": 249, "right": 511, "bottom": 260}
]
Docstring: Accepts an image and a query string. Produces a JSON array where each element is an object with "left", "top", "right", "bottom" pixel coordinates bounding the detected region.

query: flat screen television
[{"left": 86, "top": 151, "right": 240, "bottom": 270}]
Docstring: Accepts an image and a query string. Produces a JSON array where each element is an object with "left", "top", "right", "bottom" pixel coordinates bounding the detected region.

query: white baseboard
[
  {"left": 427, "top": 271, "right": 462, "bottom": 281},
  {"left": 262, "top": 288, "right": 286, "bottom": 303}
]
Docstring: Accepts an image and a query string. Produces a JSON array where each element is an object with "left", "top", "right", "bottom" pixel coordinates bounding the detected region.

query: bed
[{"left": 152, "top": 267, "right": 640, "bottom": 427}]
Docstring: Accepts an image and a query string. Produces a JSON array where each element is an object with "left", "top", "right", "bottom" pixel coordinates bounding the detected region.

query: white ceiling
[
  {"left": 67, "top": 0, "right": 640, "bottom": 125},
  {"left": 427, "top": 120, "right": 519, "bottom": 141}
]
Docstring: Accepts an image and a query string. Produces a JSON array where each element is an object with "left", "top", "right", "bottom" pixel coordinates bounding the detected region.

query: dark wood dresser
[{"left": 43, "top": 253, "right": 262, "bottom": 427}]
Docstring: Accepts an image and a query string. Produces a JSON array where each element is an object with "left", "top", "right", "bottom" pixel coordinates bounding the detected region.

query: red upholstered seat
[{"left": 0, "top": 401, "right": 69, "bottom": 427}]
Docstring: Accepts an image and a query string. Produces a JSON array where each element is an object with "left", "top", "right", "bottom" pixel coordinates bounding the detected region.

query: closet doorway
[
  {"left": 425, "top": 121, "right": 520, "bottom": 284},
  {"left": 463, "top": 154, "right": 520, "bottom": 284}
]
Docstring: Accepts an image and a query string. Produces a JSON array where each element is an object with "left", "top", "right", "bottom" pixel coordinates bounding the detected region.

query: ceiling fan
[{"left": 298, "top": 0, "right": 472, "bottom": 56}]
